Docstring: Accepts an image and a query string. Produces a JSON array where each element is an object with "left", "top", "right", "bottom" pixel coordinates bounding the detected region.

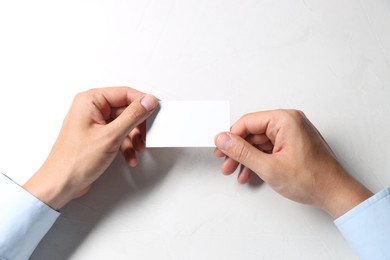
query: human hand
[
  {"left": 23, "top": 87, "right": 158, "bottom": 210},
  {"left": 214, "top": 109, "right": 373, "bottom": 218}
]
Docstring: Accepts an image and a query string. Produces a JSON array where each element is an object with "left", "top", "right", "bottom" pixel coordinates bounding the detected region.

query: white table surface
[{"left": 1, "top": 1, "right": 389, "bottom": 259}]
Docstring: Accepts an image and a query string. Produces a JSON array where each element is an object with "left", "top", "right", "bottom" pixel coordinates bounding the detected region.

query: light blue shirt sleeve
[
  {"left": 1, "top": 171, "right": 389, "bottom": 260},
  {"left": 0, "top": 173, "right": 60, "bottom": 260},
  {"left": 335, "top": 187, "right": 390, "bottom": 260}
]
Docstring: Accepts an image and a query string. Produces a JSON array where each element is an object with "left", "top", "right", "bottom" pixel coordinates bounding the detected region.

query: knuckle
[
  {"left": 289, "top": 109, "right": 305, "bottom": 119},
  {"left": 74, "top": 88, "right": 98, "bottom": 102},
  {"left": 238, "top": 113, "right": 249, "bottom": 121},
  {"left": 84, "top": 88, "right": 99, "bottom": 97},
  {"left": 289, "top": 109, "right": 307, "bottom": 127},
  {"left": 74, "top": 91, "right": 86, "bottom": 101},
  {"left": 275, "top": 109, "right": 306, "bottom": 125}
]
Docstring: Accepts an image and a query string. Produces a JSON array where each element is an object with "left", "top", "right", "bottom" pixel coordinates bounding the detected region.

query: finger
[
  {"left": 214, "top": 147, "right": 225, "bottom": 157},
  {"left": 215, "top": 132, "right": 270, "bottom": 176},
  {"left": 231, "top": 111, "right": 281, "bottom": 142},
  {"left": 111, "top": 106, "right": 127, "bottom": 120},
  {"left": 256, "top": 141, "right": 274, "bottom": 154},
  {"left": 111, "top": 109, "right": 147, "bottom": 152},
  {"left": 95, "top": 86, "right": 145, "bottom": 107},
  {"left": 237, "top": 165, "right": 252, "bottom": 184},
  {"left": 221, "top": 157, "right": 240, "bottom": 175},
  {"left": 120, "top": 137, "right": 138, "bottom": 167},
  {"left": 130, "top": 123, "right": 146, "bottom": 152},
  {"left": 109, "top": 94, "right": 158, "bottom": 141},
  {"left": 246, "top": 134, "right": 270, "bottom": 145},
  {"left": 82, "top": 87, "right": 146, "bottom": 121}
]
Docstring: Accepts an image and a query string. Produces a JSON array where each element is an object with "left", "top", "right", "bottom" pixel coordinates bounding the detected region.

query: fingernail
[
  {"left": 215, "top": 133, "right": 232, "bottom": 152},
  {"left": 141, "top": 95, "right": 157, "bottom": 111}
]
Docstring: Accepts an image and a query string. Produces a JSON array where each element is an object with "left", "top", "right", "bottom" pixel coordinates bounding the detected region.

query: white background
[{"left": 0, "top": 0, "right": 389, "bottom": 259}]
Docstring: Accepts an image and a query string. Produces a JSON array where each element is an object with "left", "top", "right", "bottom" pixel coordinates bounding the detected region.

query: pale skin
[
  {"left": 214, "top": 109, "right": 373, "bottom": 219},
  {"left": 24, "top": 88, "right": 372, "bottom": 219},
  {"left": 23, "top": 87, "right": 158, "bottom": 210}
]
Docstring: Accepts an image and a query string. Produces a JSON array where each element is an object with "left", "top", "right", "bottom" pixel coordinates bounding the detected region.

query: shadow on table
[
  {"left": 29, "top": 148, "right": 180, "bottom": 260},
  {"left": 30, "top": 147, "right": 264, "bottom": 259}
]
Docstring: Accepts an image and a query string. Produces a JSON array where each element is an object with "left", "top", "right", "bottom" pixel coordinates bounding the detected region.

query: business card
[{"left": 146, "top": 100, "right": 230, "bottom": 147}]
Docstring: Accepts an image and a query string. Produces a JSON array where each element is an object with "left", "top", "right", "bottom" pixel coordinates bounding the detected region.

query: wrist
[
  {"left": 23, "top": 165, "right": 75, "bottom": 210},
  {"left": 319, "top": 166, "right": 373, "bottom": 219}
]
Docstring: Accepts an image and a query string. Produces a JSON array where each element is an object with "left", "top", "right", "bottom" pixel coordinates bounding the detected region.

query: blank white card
[{"left": 146, "top": 101, "right": 230, "bottom": 147}]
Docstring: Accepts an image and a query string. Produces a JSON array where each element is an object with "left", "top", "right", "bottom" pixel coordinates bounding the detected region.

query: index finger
[
  {"left": 93, "top": 86, "right": 145, "bottom": 107},
  {"left": 81, "top": 87, "right": 146, "bottom": 121},
  {"left": 231, "top": 110, "right": 282, "bottom": 142}
]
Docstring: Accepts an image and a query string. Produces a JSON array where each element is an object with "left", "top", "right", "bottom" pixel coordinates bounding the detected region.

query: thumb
[
  {"left": 215, "top": 132, "right": 270, "bottom": 176},
  {"left": 109, "top": 94, "right": 158, "bottom": 140}
]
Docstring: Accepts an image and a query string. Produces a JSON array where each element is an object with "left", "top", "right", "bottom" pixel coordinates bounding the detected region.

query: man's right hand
[{"left": 214, "top": 109, "right": 373, "bottom": 218}]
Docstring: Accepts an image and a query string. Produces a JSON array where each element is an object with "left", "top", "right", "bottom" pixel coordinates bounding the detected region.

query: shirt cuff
[
  {"left": 0, "top": 173, "right": 60, "bottom": 260},
  {"left": 335, "top": 187, "right": 390, "bottom": 260}
]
